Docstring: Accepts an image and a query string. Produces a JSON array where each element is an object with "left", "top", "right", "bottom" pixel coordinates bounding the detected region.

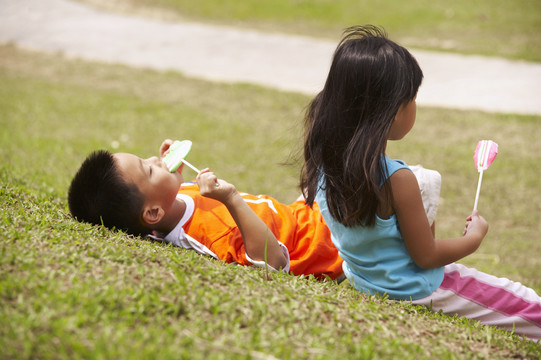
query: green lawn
[
  {"left": 1, "top": 44, "right": 540, "bottom": 358},
  {"left": 79, "top": 0, "right": 541, "bottom": 62}
]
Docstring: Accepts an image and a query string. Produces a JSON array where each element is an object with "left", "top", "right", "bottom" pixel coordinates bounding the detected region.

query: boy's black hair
[{"left": 68, "top": 150, "right": 149, "bottom": 236}]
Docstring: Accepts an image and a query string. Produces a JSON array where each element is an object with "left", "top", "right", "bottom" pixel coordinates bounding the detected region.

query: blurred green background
[{"left": 80, "top": 0, "right": 541, "bottom": 61}]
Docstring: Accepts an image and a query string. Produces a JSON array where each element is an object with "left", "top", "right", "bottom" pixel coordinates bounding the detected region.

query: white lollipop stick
[
  {"left": 473, "top": 170, "right": 484, "bottom": 211},
  {"left": 180, "top": 159, "right": 200, "bottom": 174}
]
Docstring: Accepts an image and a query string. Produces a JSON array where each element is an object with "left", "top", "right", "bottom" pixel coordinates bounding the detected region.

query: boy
[{"left": 68, "top": 139, "right": 344, "bottom": 280}]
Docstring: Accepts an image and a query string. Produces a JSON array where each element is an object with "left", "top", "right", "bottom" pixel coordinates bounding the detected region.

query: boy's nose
[{"left": 147, "top": 156, "right": 160, "bottom": 165}]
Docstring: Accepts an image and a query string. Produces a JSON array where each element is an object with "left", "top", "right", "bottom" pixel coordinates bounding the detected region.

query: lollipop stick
[
  {"left": 181, "top": 159, "right": 200, "bottom": 174},
  {"left": 473, "top": 170, "right": 484, "bottom": 211}
]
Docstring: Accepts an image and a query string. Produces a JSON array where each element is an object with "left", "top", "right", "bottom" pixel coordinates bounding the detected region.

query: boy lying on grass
[
  {"left": 68, "top": 139, "right": 439, "bottom": 281},
  {"left": 68, "top": 139, "right": 344, "bottom": 280}
]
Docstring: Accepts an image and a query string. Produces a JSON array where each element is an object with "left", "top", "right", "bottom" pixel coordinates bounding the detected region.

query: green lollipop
[{"left": 162, "top": 140, "right": 200, "bottom": 173}]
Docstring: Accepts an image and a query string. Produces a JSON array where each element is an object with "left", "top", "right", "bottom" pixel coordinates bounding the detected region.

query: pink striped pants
[{"left": 412, "top": 263, "right": 541, "bottom": 341}]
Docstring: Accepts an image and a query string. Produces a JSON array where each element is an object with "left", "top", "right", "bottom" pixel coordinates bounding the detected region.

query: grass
[
  {"left": 1, "top": 43, "right": 541, "bottom": 359},
  {"left": 78, "top": 0, "right": 541, "bottom": 62}
]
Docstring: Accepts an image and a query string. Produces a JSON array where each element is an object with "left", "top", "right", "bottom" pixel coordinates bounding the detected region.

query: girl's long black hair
[{"left": 301, "top": 25, "right": 423, "bottom": 227}]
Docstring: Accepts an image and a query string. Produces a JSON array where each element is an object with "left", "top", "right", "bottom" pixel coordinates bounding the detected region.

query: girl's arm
[
  {"left": 390, "top": 169, "right": 488, "bottom": 269},
  {"left": 196, "top": 169, "right": 288, "bottom": 271}
]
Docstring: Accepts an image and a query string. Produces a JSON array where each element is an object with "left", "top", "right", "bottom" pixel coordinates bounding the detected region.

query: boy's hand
[
  {"left": 197, "top": 169, "right": 237, "bottom": 204},
  {"left": 159, "top": 139, "right": 174, "bottom": 158},
  {"left": 197, "top": 169, "right": 288, "bottom": 271}
]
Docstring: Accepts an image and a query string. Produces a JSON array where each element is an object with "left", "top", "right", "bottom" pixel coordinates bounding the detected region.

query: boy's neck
[{"left": 152, "top": 198, "right": 186, "bottom": 236}]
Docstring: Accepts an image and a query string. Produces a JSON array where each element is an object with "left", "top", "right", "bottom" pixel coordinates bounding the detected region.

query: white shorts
[{"left": 412, "top": 263, "right": 541, "bottom": 341}]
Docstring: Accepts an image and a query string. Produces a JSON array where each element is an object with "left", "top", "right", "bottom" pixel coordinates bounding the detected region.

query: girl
[{"left": 301, "top": 25, "right": 540, "bottom": 341}]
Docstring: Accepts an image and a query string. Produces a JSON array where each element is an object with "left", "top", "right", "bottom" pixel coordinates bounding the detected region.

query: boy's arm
[{"left": 196, "top": 169, "right": 288, "bottom": 271}]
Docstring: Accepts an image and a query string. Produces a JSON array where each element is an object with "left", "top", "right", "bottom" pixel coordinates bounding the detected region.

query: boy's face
[{"left": 113, "top": 153, "right": 184, "bottom": 212}]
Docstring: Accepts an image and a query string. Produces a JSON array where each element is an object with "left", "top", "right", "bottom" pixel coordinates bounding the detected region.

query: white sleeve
[
  {"left": 244, "top": 241, "right": 290, "bottom": 273},
  {"left": 410, "top": 165, "right": 442, "bottom": 226}
]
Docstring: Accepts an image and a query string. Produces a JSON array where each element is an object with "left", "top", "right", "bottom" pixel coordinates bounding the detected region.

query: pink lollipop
[{"left": 473, "top": 140, "right": 498, "bottom": 210}]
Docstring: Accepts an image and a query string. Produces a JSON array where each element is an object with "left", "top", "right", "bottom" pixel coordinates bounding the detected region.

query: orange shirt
[{"left": 166, "top": 183, "right": 343, "bottom": 280}]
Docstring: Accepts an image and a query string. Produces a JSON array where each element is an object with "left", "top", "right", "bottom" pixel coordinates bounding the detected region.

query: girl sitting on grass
[{"left": 300, "top": 25, "right": 541, "bottom": 341}]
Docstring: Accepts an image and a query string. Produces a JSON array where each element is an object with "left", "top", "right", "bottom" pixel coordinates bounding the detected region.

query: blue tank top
[{"left": 315, "top": 156, "right": 444, "bottom": 300}]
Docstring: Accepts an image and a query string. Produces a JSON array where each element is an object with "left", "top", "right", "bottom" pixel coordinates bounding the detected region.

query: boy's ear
[{"left": 141, "top": 205, "right": 165, "bottom": 225}]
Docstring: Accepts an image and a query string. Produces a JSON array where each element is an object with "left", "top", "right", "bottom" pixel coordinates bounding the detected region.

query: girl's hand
[
  {"left": 159, "top": 139, "right": 174, "bottom": 158},
  {"left": 463, "top": 210, "right": 489, "bottom": 242},
  {"left": 196, "top": 169, "right": 237, "bottom": 204}
]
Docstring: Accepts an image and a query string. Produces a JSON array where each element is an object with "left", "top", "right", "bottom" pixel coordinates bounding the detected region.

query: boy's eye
[{"left": 149, "top": 166, "right": 153, "bottom": 176}]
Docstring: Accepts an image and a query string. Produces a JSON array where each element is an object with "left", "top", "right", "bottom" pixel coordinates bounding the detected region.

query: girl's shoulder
[{"left": 388, "top": 166, "right": 422, "bottom": 213}]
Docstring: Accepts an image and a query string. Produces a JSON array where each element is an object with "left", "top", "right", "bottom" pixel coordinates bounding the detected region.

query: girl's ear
[{"left": 142, "top": 205, "right": 165, "bottom": 225}]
